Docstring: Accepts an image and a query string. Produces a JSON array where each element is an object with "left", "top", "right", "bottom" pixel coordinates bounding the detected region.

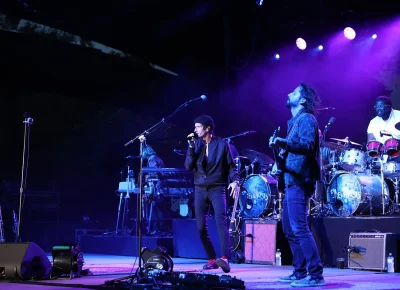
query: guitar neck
[{"left": 230, "top": 193, "right": 239, "bottom": 221}]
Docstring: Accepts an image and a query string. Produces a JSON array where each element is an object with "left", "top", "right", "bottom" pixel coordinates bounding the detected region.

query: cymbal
[
  {"left": 396, "top": 122, "right": 400, "bottom": 131},
  {"left": 241, "top": 149, "right": 274, "bottom": 165},
  {"left": 321, "top": 141, "right": 344, "bottom": 151},
  {"left": 234, "top": 155, "right": 250, "bottom": 161},
  {"left": 329, "top": 138, "right": 362, "bottom": 146}
]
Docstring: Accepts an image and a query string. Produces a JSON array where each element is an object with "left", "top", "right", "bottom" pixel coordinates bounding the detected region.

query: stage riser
[
  {"left": 79, "top": 236, "right": 174, "bottom": 257},
  {"left": 310, "top": 217, "right": 400, "bottom": 271}
]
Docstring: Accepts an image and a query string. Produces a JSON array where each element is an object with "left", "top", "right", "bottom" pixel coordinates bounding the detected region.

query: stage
[{"left": 1, "top": 254, "right": 400, "bottom": 289}]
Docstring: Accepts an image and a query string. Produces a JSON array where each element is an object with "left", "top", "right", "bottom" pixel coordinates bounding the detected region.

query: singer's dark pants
[
  {"left": 194, "top": 185, "right": 230, "bottom": 260},
  {"left": 282, "top": 184, "right": 323, "bottom": 279}
]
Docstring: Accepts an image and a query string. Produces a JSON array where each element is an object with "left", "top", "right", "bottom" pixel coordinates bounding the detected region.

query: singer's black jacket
[{"left": 185, "top": 136, "right": 239, "bottom": 186}]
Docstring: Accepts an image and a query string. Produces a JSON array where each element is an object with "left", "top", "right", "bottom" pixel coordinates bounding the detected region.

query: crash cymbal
[
  {"left": 329, "top": 138, "right": 362, "bottom": 146},
  {"left": 241, "top": 149, "right": 274, "bottom": 165},
  {"left": 234, "top": 155, "right": 250, "bottom": 161},
  {"left": 396, "top": 122, "right": 400, "bottom": 131},
  {"left": 321, "top": 141, "right": 344, "bottom": 151}
]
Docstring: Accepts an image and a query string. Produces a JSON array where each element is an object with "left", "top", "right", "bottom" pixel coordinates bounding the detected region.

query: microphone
[
  {"left": 186, "top": 95, "right": 207, "bottom": 103},
  {"left": 317, "top": 107, "right": 336, "bottom": 111},
  {"left": 325, "top": 117, "right": 336, "bottom": 129},
  {"left": 380, "top": 130, "right": 393, "bottom": 137},
  {"left": 178, "top": 133, "right": 198, "bottom": 144}
]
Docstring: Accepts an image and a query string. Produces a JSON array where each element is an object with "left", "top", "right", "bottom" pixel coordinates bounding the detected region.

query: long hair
[
  {"left": 300, "top": 82, "right": 320, "bottom": 115},
  {"left": 142, "top": 145, "right": 156, "bottom": 159}
]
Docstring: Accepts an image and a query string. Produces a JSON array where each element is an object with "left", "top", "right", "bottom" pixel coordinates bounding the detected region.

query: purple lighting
[
  {"left": 275, "top": 54, "right": 280, "bottom": 59},
  {"left": 318, "top": 45, "right": 323, "bottom": 50},
  {"left": 344, "top": 27, "right": 356, "bottom": 40},
  {"left": 372, "top": 34, "right": 377, "bottom": 39},
  {"left": 296, "top": 38, "right": 307, "bottom": 50}
]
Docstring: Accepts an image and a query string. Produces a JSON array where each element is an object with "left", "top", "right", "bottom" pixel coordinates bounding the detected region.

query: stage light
[
  {"left": 50, "top": 244, "right": 84, "bottom": 279},
  {"left": 274, "top": 54, "right": 280, "bottom": 59},
  {"left": 296, "top": 38, "right": 307, "bottom": 50},
  {"left": 318, "top": 45, "right": 323, "bottom": 51},
  {"left": 141, "top": 246, "right": 173, "bottom": 272},
  {"left": 372, "top": 34, "right": 377, "bottom": 39},
  {"left": 255, "top": 0, "right": 263, "bottom": 6},
  {"left": 344, "top": 27, "right": 356, "bottom": 40}
]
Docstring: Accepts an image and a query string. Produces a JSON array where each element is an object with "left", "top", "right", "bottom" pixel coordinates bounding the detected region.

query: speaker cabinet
[
  {"left": 348, "top": 232, "right": 397, "bottom": 271},
  {"left": 244, "top": 219, "right": 278, "bottom": 265},
  {"left": 0, "top": 242, "right": 52, "bottom": 279}
]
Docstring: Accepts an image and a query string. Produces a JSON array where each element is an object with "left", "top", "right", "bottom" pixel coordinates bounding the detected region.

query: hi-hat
[
  {"left": 321, "top": 141, "right": 344, "bottom": 151},
  {"left": 329, "top": 137, "right": 362, "bottom": 146},
  {"left": 241, "top": 149, "right": 274, "bottom": 165},
  {"left": 395, "top": 122, "right": 400, "bottom": 131}
]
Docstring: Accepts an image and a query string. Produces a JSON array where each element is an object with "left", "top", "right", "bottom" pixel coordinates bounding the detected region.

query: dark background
[{"left": 0, "top": 0, "right": 399, "bottom": 249}]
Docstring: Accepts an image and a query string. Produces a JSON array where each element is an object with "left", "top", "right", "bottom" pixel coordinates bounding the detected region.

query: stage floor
[{"left": 1, "top": 254, "right": 400, "bottom": 290}]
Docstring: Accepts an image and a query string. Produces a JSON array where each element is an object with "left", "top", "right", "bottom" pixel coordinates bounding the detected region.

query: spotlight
[
  {"left": 274, "top": 54, "right": 280, "bottom": 59},
  {"left": 344, "top": 27, "right": 356, "bottom": 40},
  {"left": 255, "top": 0, "right": 263, "bottom": 6},
  {"left": 318, "top": 45, "right": 323, "bottom": 51},
  {"left": 296, "top": 38, "right": 307, "bottom": 50},
  {"left": 372, "top": 34, "right": 377, "bottom": 39}
]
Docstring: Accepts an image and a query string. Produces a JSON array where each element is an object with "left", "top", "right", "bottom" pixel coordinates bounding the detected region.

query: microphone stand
[
  {"left": 17, "top": 114, "right": 34, "bottom": 242},
  {"left": 122, "top": 100, "right": 198, "bottom": 281}
]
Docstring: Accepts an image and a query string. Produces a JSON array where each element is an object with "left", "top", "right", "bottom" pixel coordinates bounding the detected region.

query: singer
[
  {"left": 269, "top": 83, "right": 324, "bottom": 287},
  {"left": 184, "top": 115, "right": 240, "bottom": 273}
]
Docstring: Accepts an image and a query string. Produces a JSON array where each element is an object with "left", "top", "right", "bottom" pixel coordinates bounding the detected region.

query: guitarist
[{"left": 269, "top": 83, "right": 325, "bottom": 287}]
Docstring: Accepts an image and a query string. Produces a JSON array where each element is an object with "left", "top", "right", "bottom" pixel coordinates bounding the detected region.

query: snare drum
[
  {"left": 340, "top": 149, "right": 367, "bottom": 172},
  {"left": 367, "top": 141, "right": 382, "bottom": 157},
  {"left": 384, "top": 138, "right": 400, "bottom": 157}
]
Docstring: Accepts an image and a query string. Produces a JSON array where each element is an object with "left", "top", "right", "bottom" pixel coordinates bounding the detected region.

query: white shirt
[{"left": 367, "top": 109, "right": 400, "bottom": 144}]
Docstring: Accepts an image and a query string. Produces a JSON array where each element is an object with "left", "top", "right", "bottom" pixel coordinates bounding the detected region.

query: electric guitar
[
  {"left": 270, "top": 127, "right": 286, "bottom": 193},
  {"left": 229, "top": 189, "right": 242, "bottom": 251}
]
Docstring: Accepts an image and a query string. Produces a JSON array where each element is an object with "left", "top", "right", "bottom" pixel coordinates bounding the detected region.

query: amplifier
[
  {"left": 348, "top": 232, "right": 397, "bottom": 271},
  {"left": 244, "top": 219, "right": 277, "bottom": 265}
]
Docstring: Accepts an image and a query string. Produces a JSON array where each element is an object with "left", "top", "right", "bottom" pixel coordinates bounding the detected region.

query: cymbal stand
[
  {"left": 390, "top": 177, "right": 400, "bottom": 213},
  {"left": 379, "top": 153, "right": 387, "bottom": 215},
  {"left": 250, "top": 157, "right": 258, "bottom": 175}
]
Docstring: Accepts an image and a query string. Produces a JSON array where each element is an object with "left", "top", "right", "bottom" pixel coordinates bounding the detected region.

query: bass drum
[
  {"left": 239, "top": 174, "right": 278, "bottom": 218},
  {"left": 326, "top": 171, "right": 390, "bottom": 217}
]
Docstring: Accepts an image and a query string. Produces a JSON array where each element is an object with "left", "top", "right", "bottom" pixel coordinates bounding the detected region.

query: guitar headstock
[{"left": 272, "top": 126, "right": 280, "bottom": 139}]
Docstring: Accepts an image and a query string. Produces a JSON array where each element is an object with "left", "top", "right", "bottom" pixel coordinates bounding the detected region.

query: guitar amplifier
[
  {"left": 244, "top": 219, "right": 278, "bottom": 265},
  {"left": 348, "top": 232, "right": 397, "bottom": 271}
]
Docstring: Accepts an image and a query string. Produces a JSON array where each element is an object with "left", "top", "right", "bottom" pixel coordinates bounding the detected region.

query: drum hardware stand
[
  {"left": 365, "top": 192, "right": 374, "bottom": 216},
  {"left": 120, "top": 97, "right": 199, "bottom": 283},
  {"left": 390, "top": 177, "right": 400, "bottom": 213},
  {"left": 378, "top": 154, "right": 388, "bottom": 215},
  {"left": 250, "top": 157, "right": 258, "bottom": 175}
]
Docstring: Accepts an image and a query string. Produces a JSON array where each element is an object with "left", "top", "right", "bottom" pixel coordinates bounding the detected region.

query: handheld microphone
[
  {"left": 317, "top": 107, "right": 336, "bottom": 111},
  {"left": 186, "top": 95, "right": 207, "bottom": 103},
  {"left": 325, "top": 117, "right": 336, "bottom": 129},
  {"left": 178, "top": 133, "right": 197, "bottom": 144}
]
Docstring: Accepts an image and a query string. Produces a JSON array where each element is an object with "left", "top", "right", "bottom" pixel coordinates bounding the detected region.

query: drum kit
[
  {"left": 233, "top": 121, "right": 400, "bottom": 219},
  {"left": 315, "top": 131, "right": 400, "bottom": 218}
]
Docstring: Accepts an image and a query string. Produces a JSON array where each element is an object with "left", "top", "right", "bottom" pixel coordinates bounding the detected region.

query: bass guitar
[{"left": 229, "top": 189, "right": 242, "bottom": 251}]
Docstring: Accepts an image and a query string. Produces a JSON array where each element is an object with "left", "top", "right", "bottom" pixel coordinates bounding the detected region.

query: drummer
[{"left": 367, "top": 96, "right": 400, "bottom": 162}]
